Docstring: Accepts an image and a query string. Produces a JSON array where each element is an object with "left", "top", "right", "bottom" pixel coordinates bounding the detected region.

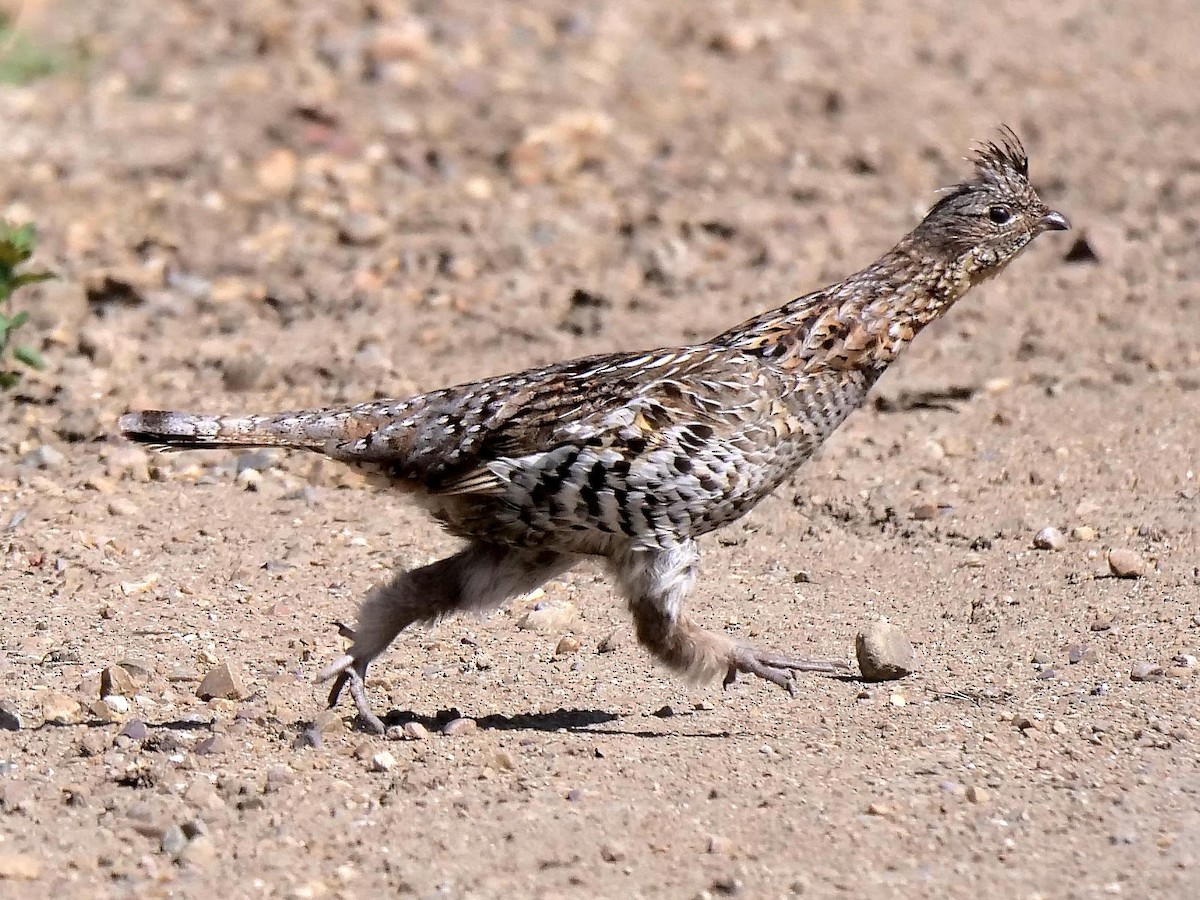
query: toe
[
  {"left": 315, "top": 653, "right": 356, "bottom": 684},
  {"left": 326, "top": 671, "right": 350, "bottom": 708}
]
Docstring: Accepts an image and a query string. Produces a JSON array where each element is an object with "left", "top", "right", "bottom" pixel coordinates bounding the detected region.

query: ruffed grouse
[{"left": 122, "top": 129, "right": 1070, "bottom": 732}]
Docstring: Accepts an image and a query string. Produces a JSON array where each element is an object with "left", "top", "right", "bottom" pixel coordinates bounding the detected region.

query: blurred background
[
  {"left": 1, "top": 2, "right": 1198, "bottom": 897},
  {"left": 2, "top": 0, "right": 1197, "bottom": 420}
]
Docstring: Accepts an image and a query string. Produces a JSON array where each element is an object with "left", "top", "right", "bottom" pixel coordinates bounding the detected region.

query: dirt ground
[{"left": 1, "top": 1, "right": 1198, "bottom": 897}]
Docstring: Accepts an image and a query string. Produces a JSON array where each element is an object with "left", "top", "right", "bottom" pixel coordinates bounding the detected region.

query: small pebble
[
  {"left": 312, "top": 709, "right": 345, "bottom": 734},
  {"left": 856, "top": 620, "right": 917, "bottom": 681},
  {"left": 181, "top": 819, "right": 208, "bottom": 840},
  {"left": 119, "top": 719, "right": 148, "bottom": 741},
  {"left": 21, "top": 444, "right": 64, "bottom": 469},
  {"left": 597, "top": 627, "right": 625, "bottom": 653},
  {"left": 196, "top": 662, "right": 246, "bottom": 701},
  {"left": 910, "top": 502, "right": 940, "bottom": 520},
  {"left": 1071, "top": 525, "right": 1097, "bottom": 541},
  {"left": 120, "top": 574, "right": 160, "bottom": 595},
  {"left": 194, "top": 735, "right": 224, "bottom": 756},
  {"left": 0, "top": 701, "right": 21, "bottom": 731},
  {"left": 254, "top": 147, "right": 298, "bottom": 194},
  {"left": 966, "top": 785, "right": 989, "bottom": 804},
  {"left": 599, "top": 842, "right": 627, "bottom": 863},
  {"left": 235, "top": 450, "right": 279, "bottom": 474},
  {"left": 370, "top": 751, "right": 396, "bottom": 772},
  {"left": 235, "top": 468, "right": 262, "bottom": 491},
  {"left": 1130, "top": 661, "right": 1163, "bottom": 682},
  {"left": 338, "top": 212, "right": 388, "bottom": 246},
  {"left": 401, "top": 721, "right": 429, "bottom": 741},
  {"left": 184, "top": 778, "right": 222, "bottom": 809},
  {"left": 1031, "top": 651, "right": 1052, "bottom": 666},
  {"left": 102, "top": 695, "right": 131, "bottom": 715},
  {"left": 89, "top": 700, "right": 117, "bottom": 724},
  {"left": 516, "top": 600, "right": 577, "bottom": 632},
  {"left": 179, "top": 836, "right": 217, "bottom": 867},
  {"left": 652, "top": 704, "right": 675, "bottom": 718},
  {"left": 441, "top": 717, "right": 477, "bottom": 737},
  {"left": 0, "top": 851, "right": 41, "bottom": 880},
  {"left": 264, "top": 767, "right": 294, "bottom": 793},
  {"left": 707, "top": 835, "right": 733, "bottom": 855},
  {"left": 160, "top": 824, "right": 187, "bottom": 857},
  {"left": 293, "top": 729, "right": 321, "bottom": 750},
  {"left": 100, "top": 664, "right": 138, "bottom": 698},
  {"left": 1090, "top": 616, "right": 1113, "bottom": 632},
  {"left": 555, "top": 635, "right": 580, "bottom": 656},
  {"left": 41, "top": 691, "right": 82, "bottom": 725},
  {"left": 1067, "top": 644, "right": 1088, "bottom": 665},
  {"left": 1107, "top": 548, "right": 1147, "bottom": 579},
  {"left": 353, "top": 741, "right": 378, "bottom": 761},
  {"left": 78, "top": 732, "right": 108, "bottom": 756},
  {"left": 1033, "top": 527, "right": 1067, "bottom": 551},
  {"left": 711, "top": 875, "right": 745, "bottom": 896},
  {"left": 490, "top": 750, "right": 516, "bottom": 771},
  {"left": 106, "top": 497, "right": 140, "bottom": 517}
]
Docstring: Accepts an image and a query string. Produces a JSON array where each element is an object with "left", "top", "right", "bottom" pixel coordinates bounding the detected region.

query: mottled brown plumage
[{"left": 121, "top": 129, "right": 1069, "bottom": 732}]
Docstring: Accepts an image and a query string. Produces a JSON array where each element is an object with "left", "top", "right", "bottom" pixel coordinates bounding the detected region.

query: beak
[{"left": 1040, "top": 209, "right": 1071, "bottom": 232}]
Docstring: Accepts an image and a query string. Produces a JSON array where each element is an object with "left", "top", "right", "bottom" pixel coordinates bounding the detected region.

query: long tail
[{"left": 118, "top": 409, "right": 341, "bottom": 451}]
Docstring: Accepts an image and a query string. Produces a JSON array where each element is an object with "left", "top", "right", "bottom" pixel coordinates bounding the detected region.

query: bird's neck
[{"left": 718, "top": 235, "right": 975, "bottom": 373}]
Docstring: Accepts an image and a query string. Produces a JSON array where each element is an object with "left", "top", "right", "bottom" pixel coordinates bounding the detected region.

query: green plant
[
  {"left": 0, "top": 12, "right": 77, "bottom": 85},
  {"left": 0, "top": 221, "right": 54, "bottom": 390}
]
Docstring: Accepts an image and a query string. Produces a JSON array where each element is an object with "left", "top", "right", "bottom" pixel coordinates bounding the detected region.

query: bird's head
[{"left": 912, "top": 127, "right": 1069, "bottom": 282}]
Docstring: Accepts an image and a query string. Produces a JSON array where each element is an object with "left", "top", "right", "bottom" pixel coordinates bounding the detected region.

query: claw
[
  {"left": 726, "top": 646, "right": 850, "bottom": 694},
  {"left": 316, "top": 651, "right": 385, "bottom": 734}
]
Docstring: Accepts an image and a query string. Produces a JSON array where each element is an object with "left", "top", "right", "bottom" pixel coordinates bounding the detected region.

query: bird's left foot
[{"left": 723, "top": 646, "right": 851, "bottom": 695}]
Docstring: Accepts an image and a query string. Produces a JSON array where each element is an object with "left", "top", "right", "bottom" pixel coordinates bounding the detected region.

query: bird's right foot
[{"left": 723, "top": 645, "right": 851, "bottom": 695}]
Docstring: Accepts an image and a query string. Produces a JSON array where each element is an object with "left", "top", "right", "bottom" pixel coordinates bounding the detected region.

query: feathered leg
[
  {"left": 318, "top": 541, "right": 576, "bottom": 732},
  {"left": 608, "top": 541, "right": 849, "bottom": 694}
]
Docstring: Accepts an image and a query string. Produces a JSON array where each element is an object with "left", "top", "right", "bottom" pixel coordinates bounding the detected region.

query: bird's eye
[{"left": 987, "top": 205, "right": 1012, "bottom": 225}]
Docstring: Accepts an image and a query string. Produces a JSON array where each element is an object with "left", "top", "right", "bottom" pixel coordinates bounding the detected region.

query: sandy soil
[{"left": 1, "top": 1, "right": 1198, "bottom": 897}]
